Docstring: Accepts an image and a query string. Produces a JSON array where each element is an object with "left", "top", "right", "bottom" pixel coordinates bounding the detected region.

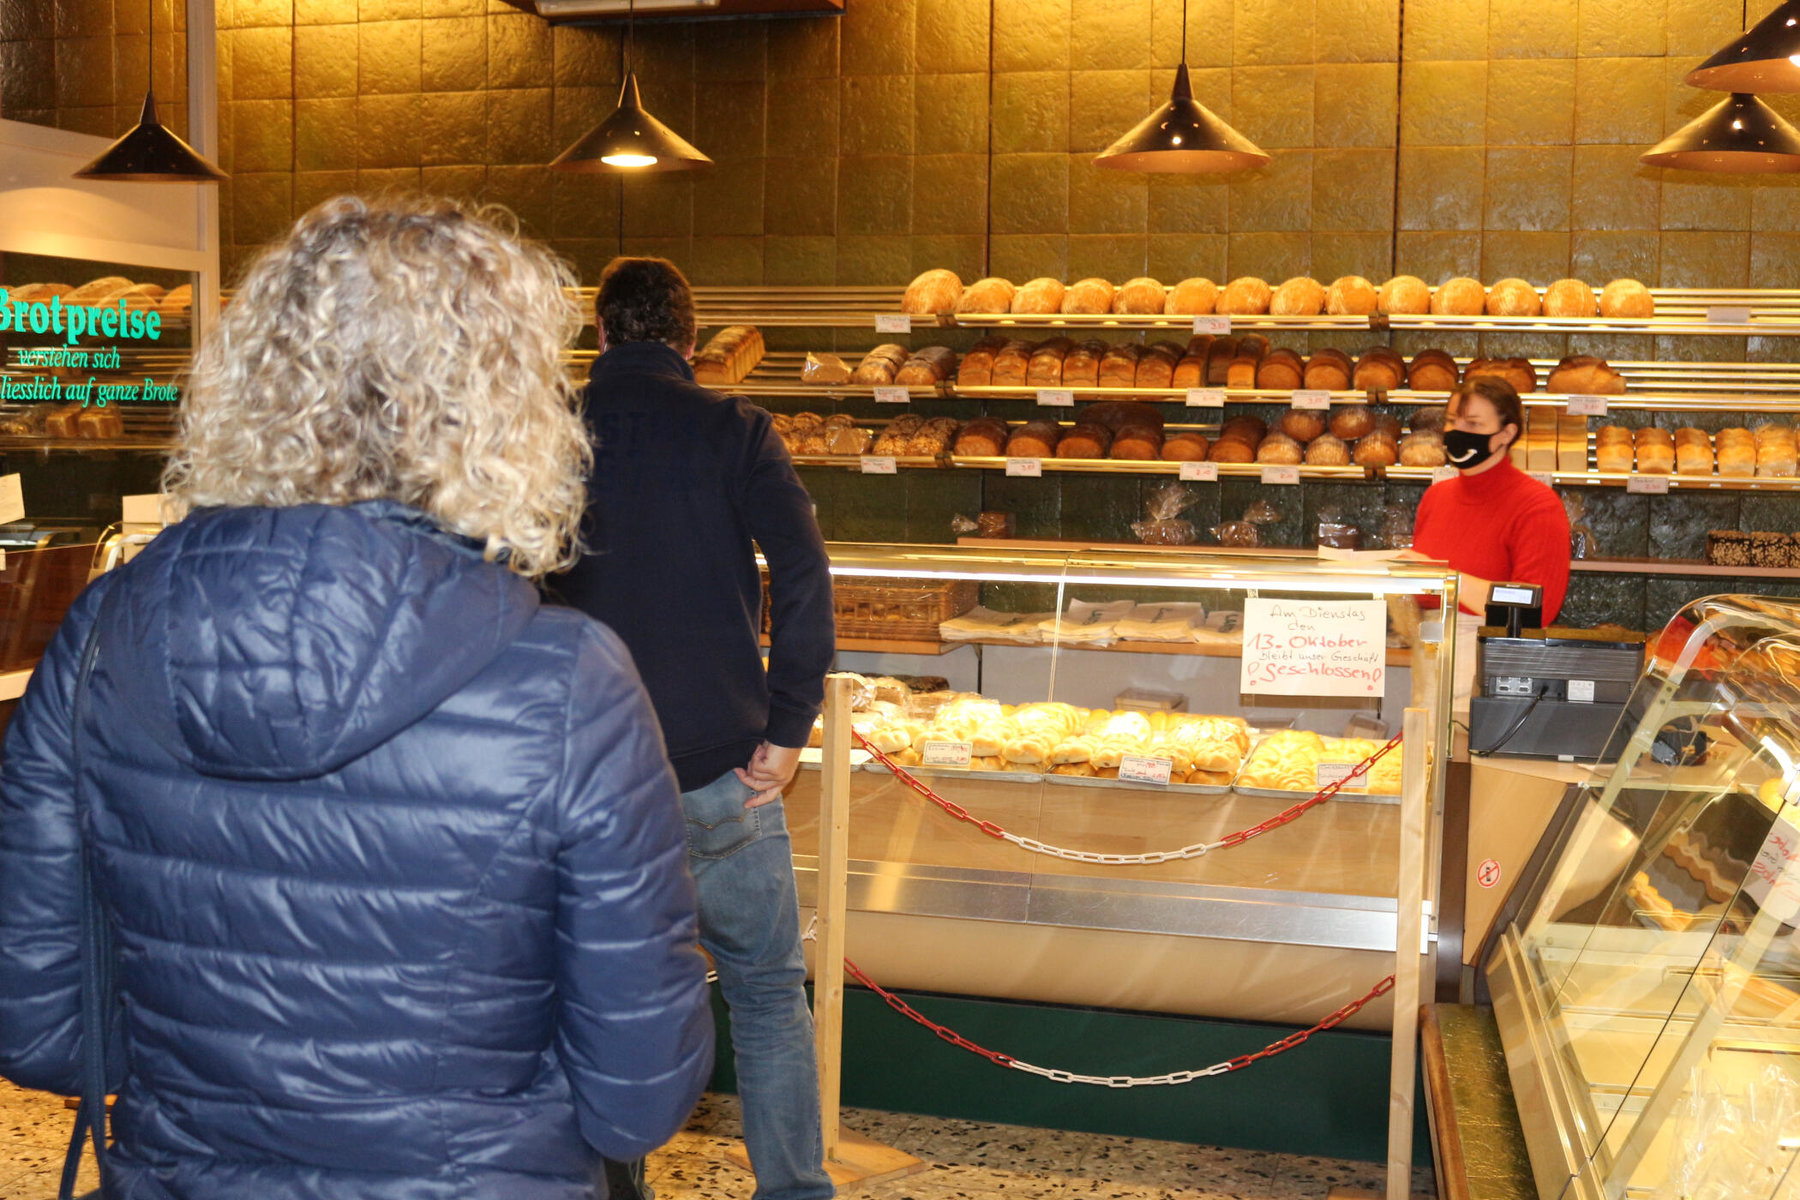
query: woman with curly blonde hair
[{"left": 0, "top": 195, "right": 713, "bottom": 1199}]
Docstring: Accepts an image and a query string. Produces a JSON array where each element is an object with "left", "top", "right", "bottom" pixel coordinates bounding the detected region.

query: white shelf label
[
  {"left": 0, "top": 474, "right": 22, "bottom": 525},
  {"left": 922, "top": 740, "right": 973, "bottom": 768},
  {"left": 872, "top": 385, "right": 910, "bottom": 404},
  {"left": 1566, "top": 396, "right": 1608, "bottom": 417},
  {"left": 1193, "top": 315, "right": 1232, "bottom": 335},
  {"left": 1037, "top": 388, "right": 1075, "bottom": 407},
  {"left": 875, "top": 313, "right": 913, "bottom": 333},
  {"left": 1529, "top": 472, "right": 1557, "bottom": 487},
  {"left": 1118, "top": 754, "right": 1174, "bottom": 786},
  {"left": 1707, "top": 305, "right": 1752, "bottom": 325},
  {"left": 1179, "top": 461, "right": 1219, "bottom": 482},
  {"left": 1431, "top": 466, "right": 1459, "bottom": 483},
  {"left": 859, "top": 455, "right": 897, "bottom": 475},
  {"left": 1316, "top": 762, "right": 1366, "bottom": 790},
  {"left": 1567, "top": 678, "right": 1596, "bottom": 704},
  {"left": 1185, "top": 388, "right": 1226, "bottom": 408},
  {"left": 1260, "top": 465, "right": 1299, "bottom": 485},
  {"left": 1627, "top": 474, "right": 1671, "bottom": 494},
  {"left": 1005, "top": 457, "right": 1043, "bottom": 477},
  {"left": 1291, "top": 389, "right": 1332, "bottom": 410}
]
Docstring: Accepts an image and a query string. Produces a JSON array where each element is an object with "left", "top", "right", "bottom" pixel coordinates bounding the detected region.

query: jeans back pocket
[{"left": 683, "top": 775, "right": 763, "bottom": 860}]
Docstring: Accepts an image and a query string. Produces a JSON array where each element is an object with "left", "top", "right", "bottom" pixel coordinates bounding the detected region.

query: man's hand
[{"left": 734, "top": 742, "right": 801, "bottom": 808}]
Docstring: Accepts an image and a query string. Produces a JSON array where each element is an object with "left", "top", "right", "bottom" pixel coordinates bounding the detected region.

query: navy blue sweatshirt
[{"left": 557, "top": 340, "right": 835, "bottom": 792}]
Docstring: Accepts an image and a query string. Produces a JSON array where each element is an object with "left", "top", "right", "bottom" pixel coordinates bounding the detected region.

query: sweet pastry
[
  {"left": 1218, "top": 277, "right": 1272, "bottom": 315},
  {"left": 1430, "top": 277, "right": 1487, "bottom": 316},
  {"left": 1061, "top": 277, "right": 1116, "bottom": 314},
  {"left": 1407, "top": 349, "right": 1459, "bottom": 392},
  {"left": 1600, "top": 278, "right": 1654, "bottom": 319},
  {"left": 1161, "top": 432, "right": 1210, "bottom": 461},
  {"left": 1485, "top": 277, "right": 1542, "bottom": 317},
  {"left": 1378, "top": 275, "right": 1432, "bottom": 315},
  {"left": 1542, "top": 278, "right": 1597, "bottom": 318},
  {"left": 1270, "top": 276, "right": 1326, "bottom": 316},
  {"left": 902, "top": 268, "right": 962, "bottom": 315},
  {"left": 853, "top": 343, "right": 910, "bottom": 385},
  {"left": 1113, "top": 277, "right": 1168, "bottom": 314},
  {"left": 1326, "top": 275, "right": 1379, "bottom": 316},
  {"left": 1011, "top": 277, "right": 1066, "bottom": 314},
  {"left": 1166, "top": 277, "right": 1219, "bottom": 315},
  {"left": 1237, "top": 730, "right": 1328, "bottom": 792}
]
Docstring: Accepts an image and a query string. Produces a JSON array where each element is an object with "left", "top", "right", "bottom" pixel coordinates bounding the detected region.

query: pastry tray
[
  {"left": 869, "top": 761, "right": 1233, "bottom": 795},
  {"left": 1231, "top": 783, "right": 1400, "bottom": 806}
]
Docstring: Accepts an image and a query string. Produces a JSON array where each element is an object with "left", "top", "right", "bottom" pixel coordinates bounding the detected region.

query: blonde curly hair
[{"left": 164, "top": 195, "right": 590, "bottom": 578}]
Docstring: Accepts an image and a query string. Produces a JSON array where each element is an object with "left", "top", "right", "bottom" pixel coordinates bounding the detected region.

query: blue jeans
[{"left": 603, "top": 770, "right": 834, "bottom": 1200}]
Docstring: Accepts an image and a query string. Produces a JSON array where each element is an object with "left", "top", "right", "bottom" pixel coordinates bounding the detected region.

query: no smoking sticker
[{"left": 1477, "top": 858, "right": 1502, "bottom": 889}]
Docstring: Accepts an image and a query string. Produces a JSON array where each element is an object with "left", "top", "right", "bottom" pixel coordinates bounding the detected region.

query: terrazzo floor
[{"left": 0, "top": 1080, "right": 1436, "bottom": 1199}]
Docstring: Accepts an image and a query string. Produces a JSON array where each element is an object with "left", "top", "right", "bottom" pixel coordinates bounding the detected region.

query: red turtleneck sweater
[{"left": 1413, "top": 458, "right": 1571, "bottom": 623}]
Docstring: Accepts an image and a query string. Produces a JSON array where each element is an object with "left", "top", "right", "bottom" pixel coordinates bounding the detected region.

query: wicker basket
[{"left": 760, "top": 573, "right": 977, "bottom": 642}]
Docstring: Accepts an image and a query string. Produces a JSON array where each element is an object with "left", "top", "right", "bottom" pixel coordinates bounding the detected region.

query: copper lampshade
[
  {"left": 1686, "top": 0, "right": 1800, "bottom": 92},
  {"left": 1641, "top": 92, "right": 1800, "bottom": 172},
  {"left": 549, "top": 71, "right": 711, "bottom": 174}
]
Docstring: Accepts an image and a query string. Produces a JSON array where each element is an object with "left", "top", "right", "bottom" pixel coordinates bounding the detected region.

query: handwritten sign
[
  {"left": 1005, "top": 457, "right": 1043, "bottom": 477},
  {"left": 922, "top": 740, "right": 973, "bottom": 768},
  {"left": 875, "top": 313, "right": 913, "bottom": 333},
  {"left": 859, "top": 455, "right": 897, "bottom": 475},
  {"left": 1431, "top": 465, "right": 1459, "bottom": 483},
  {"left": 1566, "top": 396, "right": 1608, "bottom": 417},
  {"left": 1530, "top": 472, "right": 1557, "bottom": 487},
  {"left": 1119, "top": 754, "right": 1174, "bottom": 786},
  {"left": 1179, "top": 461, "right": 1219, "bottom": 482},
  {"left": 1746, "top": 815, "right": 1800, "bottom": 924},
  {"left": 1240, "top": 598, "right": 1387, "bottom": 697},
  {"left": 1627, "top": 474, "right": 1671, "bottom": 494},
  {"left": 1037, "top": 388, "right": 1075, "bottom": 407},
  {"left": 1193, "top": 315, "right": 1231, "bottom": 335},
  {"left": 872, "top": 386, "right": 910, "bottom": 404},
  {"left": 1291, "top": 389, "right": 1332, "bottom": 410},
  {"left": 1316, "top": 762, "right": 1367, "bottom": 791},
  {"left": 0, "top": 474, "right": 22, "bottom": 525},
  {"left": 1260, "top": 465, "right": 1300, "bottom": 485},
  {"left": 1185, "top": 388, "right": 1226, "bottom": 408}
]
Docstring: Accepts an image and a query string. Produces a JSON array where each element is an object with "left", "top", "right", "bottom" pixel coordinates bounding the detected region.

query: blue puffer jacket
[{"left": 0, "top": 502, "right": 714, "bottom": 1199}]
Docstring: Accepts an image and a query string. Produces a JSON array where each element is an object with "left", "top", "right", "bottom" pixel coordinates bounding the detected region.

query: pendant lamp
[
  {"left": 74, "top": 10, "right": 225, "bottom": 182},
  {"left": 1686, "top": 0, "right": 1800, "bottom": 93},
  {"left": 1094, "top": 1, "right": 1268, "bottom": 173},
  {"left": 1641, "top": 92, "right": 1800, "bottom": 172},
  {"left": 549, "top": 0, "right": 711, "bottom": 173}
]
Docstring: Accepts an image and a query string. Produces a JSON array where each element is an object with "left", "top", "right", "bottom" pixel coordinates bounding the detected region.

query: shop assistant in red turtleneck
[{"left": 1413, "top": 454, "right": 1570, "bottom": 623}]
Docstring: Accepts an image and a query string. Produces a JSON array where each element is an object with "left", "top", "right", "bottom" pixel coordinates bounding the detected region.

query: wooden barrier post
[
  {"left": 1388, "top": 707, "right": 1430, "bottom": 1200},
  {"left": 814, "top": 673, "right": 852, "bottom": 1160}
]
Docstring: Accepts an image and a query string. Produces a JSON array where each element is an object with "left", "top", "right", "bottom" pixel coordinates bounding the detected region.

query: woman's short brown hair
[
  {"left": 595, "top": 256, "right": 697, "bottom": 349},
  {"left": 1452, "top": 375, "right": 1526, "bottom": 449}
]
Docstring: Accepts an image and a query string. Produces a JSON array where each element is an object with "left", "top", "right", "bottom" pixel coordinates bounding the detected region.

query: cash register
[{"left": 1467, "top": 582, "right": 1644, "bottom": 760}]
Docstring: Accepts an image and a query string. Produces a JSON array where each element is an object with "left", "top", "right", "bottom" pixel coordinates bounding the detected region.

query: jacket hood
[{"left": 105, "top": 501, "right": 540, "bottom": 781}]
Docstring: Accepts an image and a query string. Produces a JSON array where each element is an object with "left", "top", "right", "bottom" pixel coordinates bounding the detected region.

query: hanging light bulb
[
  {"left": 1641, "top": 92, "right": 1800, "bottom": 172},
  {"left": 549, "top": 0, "right": 711, "bottom": 173},
  {"left": 1686, "top": 0, "right": 1800, "bottom": 93},
  {"left": 75, "top": 8, "right": 225, "bottom": 182},
  {"left": 1093, "top": 1, "right": 1268, "bottom": 173}
]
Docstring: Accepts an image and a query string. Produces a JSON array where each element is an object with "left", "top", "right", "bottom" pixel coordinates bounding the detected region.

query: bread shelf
[
  {"left": 765, "top": 631, "right": 1413, "bottom": 666},
  {"left": 1568, "top": 557, "right": 1800, "bottom": 579}
]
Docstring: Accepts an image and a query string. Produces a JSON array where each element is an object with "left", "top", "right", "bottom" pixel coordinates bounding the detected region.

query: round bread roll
[
  {"left": 1111, "top": 425, "right": 1165, "bottom": 460},
  {"left": 1161, "top": 432, "right": 1211, "bottom": 461},
  {"left": 1378, "top": 275, "right": 1432, "bottom": 315},
  {"left": 1326, "top": 275, "right": 1380, "bottom": 316},
  {"left": 1279, "top": 407, "right": 1326, "bottom": 443},
  {"left": 1485, "top": 278, "right": 1542, "bottom": 317},
  {"left": 1542, "top": 279, "right": 1597, "bottom": 318},
  {"left": 1353, "top": 347, "right": 1406, "bottom": 392},
  {"left": 1410, "top": 405, "right": 1448, "bottom": 434},
  {"left": 1329, "top": 405, "right": 1375, "bottom": 441},
  {"left": 1220, "top": 414, "right": 1268, "bottom": 444},
  {"left": 120, "top": 282, "right": 166, "bottom": 312},
  {"left": 1270, "top": 276, "right": 1327, "bottom": 316},
  {"left": 956, "top": 277, "right": 1017, "bottom": 314},
  {"left": 1407, "top": 351, "right": 1459, "bottom": 393},
  {"left": 1218, "top": 277, "right": 1272, "bottom": 315},
  {"left": 1255, "top": 347, "right": 1305, "bottom": 391},
  {"left": 1010, "top": 277, "right": 1066, "bottom": 314},
  {"left": 1061, "top": 277, "right": 1116, "bottom": 315},
  {"left": 1303, "top": 348, "right": 1353, "bottom": 391},
  {"left": 1113, "top": 277, "right": 1167, "bottom": 314},
  {"left": 1305, "top": 434, "right": 1351, "bottom": 466},
  {"left": 1600, "top": 279, "right": 1654, "bottom": 319},
  {"left": 1353, "top": 433, "right": 1399, "bottom": 467},
  {"left": 67, "top": 276, "right": 136, "bottom": 305},
  {"left": 902, "top": 268, "right": 962, "bottom": 315},
  {"left": 1399, "top": 432, "right": 1447, "bottom": 467},
  {"left": 1208, "top": 437, "right": 1256, "bottom": 463},
  {"left": 1256, "top": 433, "right": 1304, "bottom": 464},
  {"left": 1371, "top": 412, "right": 1404, "bottom": 439},
  {"left": 1165, "top": 277, "right": 1219, "bottom": 315},
  {"left": 1430, "top": 277, "right": 1487, "bottom": 316}
]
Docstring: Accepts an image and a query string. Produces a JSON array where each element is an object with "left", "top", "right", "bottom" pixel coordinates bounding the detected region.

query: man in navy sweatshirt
[{"left": 558, "top": 257, "right": 837, "bottom": 1200}]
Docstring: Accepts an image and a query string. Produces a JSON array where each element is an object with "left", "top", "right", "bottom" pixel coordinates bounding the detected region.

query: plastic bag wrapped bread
[
  {"left": 801, "top": 352, "right": 852, "bottom": 384},
  {"left": 826, "top": 424, "right": 872, "bottom": 455},
  {"left": 902, "top": 268, "right": 962, "bottom": 314},
  {"left": 939, "top": 607, "right": 1050, "bottom": 643},
  {"left": 692, "top": 325, "right": 764, "bottom": 384},
  {"left": 956, "top": 277, "right": 1017, "bottom": 314},
  {"left": 1114, "top": 602, "right": 1204, "bottom": 642},
  {"left": 852, "top": 343, "right": 910, "bottom": 385},
  {"left": 1037, "top": 599, "right": 1137, "bottom": 646}
]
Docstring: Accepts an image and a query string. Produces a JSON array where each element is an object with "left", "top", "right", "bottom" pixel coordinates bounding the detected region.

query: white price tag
[
  {"left": 1193, "top": 315, "right": 1232, "bottom": 335},
  {"left": 1005, "top": 457, "right": 1043, "bottom": 477},
  {"left": 1185, "top": 388, "right": 1226, "bottom": 408},
  {"left": 0, "top": 473, "right": 22, "bottom": 525},
  {"left": 1707, "top": 305, "right": 1752, "bottom": 325},
  {"left": 1118, "top": 753, "right": 1174, "bottom": 786},
  {"left": 1316, "top": 762, "right": 1367, "bottom": 791},
  {"left": 922, "top": 740, "right": 973, "bottom": 768},
  {"left": 1260, "top": 465, "right": 1300, "bottom": 485},
  {"left": 1567, "top": 678, "right": 1596, "bottom": 704},
  {"left": 1036, "top": 388, "right": 1075, "bottom": 407},
  {"left": 1566, "top": 396, "right": 1608, "bottom": 416},
  {"left": 1431, "top": 465, "right": 1459, "bottom": 483},
  {"left": 1179, "top": 461, "right": 1219, "bottom": 482},
  {"left": 1627, "top": 474, "right": 1671, "bottom": 494},
  {"left": 1291, "top": 389, "right": 1332, "bottom": 410},
  {"left": 872, "top": 386, "right": 910, "bottom": 404},
  {"left": 1529, "top": 472, "right": 1557, "bottom": 487},
  {"left": 859, "top": 455, "right": 897, "bottom": 475},
  {"left": 875, "top": 313, "right": 913, "bottom": 333}
]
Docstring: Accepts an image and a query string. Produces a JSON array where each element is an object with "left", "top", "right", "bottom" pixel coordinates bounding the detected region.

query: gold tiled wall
[
  {"left": 207, "top": 0, "right": 1800, "bottom": 295},
  {"left": 0, "top": 0, "right": 191, "bottom": 141}
]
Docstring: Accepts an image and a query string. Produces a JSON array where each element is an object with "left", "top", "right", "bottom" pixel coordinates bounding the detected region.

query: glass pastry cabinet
[
  {"left": 782, "top": 541, "right": 1456, "bottom": 1033},
  {"left": 1489, "top": 596, "right": 1800, "bottom": 1200}
]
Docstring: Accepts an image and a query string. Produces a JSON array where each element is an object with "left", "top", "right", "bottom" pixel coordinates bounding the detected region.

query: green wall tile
[
  {"left": 836, "top": 235, "right": 912, "bottom": 284},
  {"left": 1069, "top": 69, "right": 1154, "bottom": 154},
  {"left": 1313, "top": 63, "right": 1398, "bottom": 149},
  {"left": 991, "top": 71, "right": 1069, "bottom": 154},
  {"left": 1229, "top": 149, "right": 1314, "bottom": 232},
  {"left": 837, "top": 155, "right": 912, "bottom": 236},
  {"left": 361, "top": 0, "right": 420, "bottom": 19},
  {"left": 421, "top": 163, "right": 485, "bottom": 197},
  {"left": 621, "top": 173, "right": 693, "bottom": 239},
  {"left": 915, "top": 72, "right": 989, "bottom": 155},
  {"left": 482, "top": 163, "right": 553, "bottom": 239},
  {"left": 1480, "top": 231, "right": 1571, "bottom": 281},
  {"left": 418, "top": 89, "right": 483, "bottom": 166},
  {"left": 1659, "top": 231, "right": 1749, "bottom": 288},
  {"left": 912, "top": 154, "right": 988, "bottom": 235},
  {"left": 1228, "top": 231, "right": 1312, "bottom": 280},
  {"left": 1069, "top": 158, "right": 1149, "bottom": 235},
  {"left": 296, "top": 98, "right": 359, "bottom": 171},
  {"left": 551, "top": 172, "right": 619, "bottom": 242},
  {"left": 1752, "top": 234, "right": 1800, "bottom": 288},
  {"left": 1751, "top": 176, "right": 1800, "bottom": 232},
  {"left": 423, "top": 16, "right": 485, "bottom": 92},
  {"left": 1057, "top": 474, "right": 1145, "bottom": 541},
  {"left": 695, "top": 24, "right": 766, "bottom": 84},
  {"left": 1570, "top": 231, "right": 1660, "bottom": 282},
  {"left": 841, "top": 0, "right": 917, "bottom": 76},
  {"left": 989, "top": 234, "right": 1068, "bottom": 281},
  {"left": 359, "top": 92, "right": 422, "bottom": 166},
  {"left": 840, "top": 74, "right": 916, "bottom": 156},
  {"left": 909, "top": 235, "right": 986, "bottom": 280},
  {"left": 692, "top": 81, "right": 765, "bottom": 162},
  {"left": 764, "top": 155, "right": 837, "bottom": 237},
  {"left": 991, "top": 0, "right": 1071, "bottom": 72},
  {"left": 1235, "top": 0, "right": 1315, "bottom": 66},
  {"left": 1487, "top": 0, "right": 1577, "bottom": 57},
  {"left": 1659, "top": 173, "right": 1754, "bottom": 233},
  {"left": 298, "top": 0, "right": 362, "bottom": 21},
  {"left": 1399, "top": 60, "right": 1487, "bottom": 146},
  {"left": 483, "top": 86, "right": 548, "bottom": 165},
  {"left": 233, "top": 171, "right": 294, "bottom": 247},
  {"left": 1148, "top": 174, "right": 1229, "bottom": 234},
  {"left": 990, "top": 152, "right": 1070, "bottom": 235},
  {"left": 1310, "top": 232, "right": 1394, "bottom": 282},
  {"left": 1397, "top": 146, "right": 1485, "bottom": 230},
  {"left": 1485, "top": 145, "right": 1571, "bottom": 230},
  {"left": 1570, "top": 145, "right": 1660, "bottom": 230},
  {"left": 295, "top": 23, "right": 358, "bottom": 97},
  {"left": 1312, "top": 149, "right": 1396, "bottom": 230},
  {"left": 1484, "top": 58, "right": 1574, "bottom": 145},
  {"left": 1661, "top": 56, "right": 1714, "bottom": 134},
  {"left": 769, "top": 78, "right": 839, "bottom": 157},
  {"left": 359, "top": 19, "right": 421, "bottom": 94},
  {"left": 1402, "top": 0, "right": 1489, "bottom": 61},
  {"left": 692, "top": 159, "right": 766, "bottom": 237},
  {"left": 686, "top": 236, "right": 765, "bottom": 286},
  {"left": 916, "top": 0, "right": 989, "bottom": 74},
  {"left": 1573, "top": 56, "right": 1665, "bottom": 145},
  {"left": 1663, "top": 0, "right": 1740, "bottom": 57},
  {"left": 1231, "top": 65, "right": 1314, "bottom": 148},
  {"left": 1147, "top": 233, "right": 1229, "bottom": 282},
  {"left": 1394, "top": 230, "right": 1483, "bottom": 280},
  {"left": 764, "top": 236, "right": 838, "bottom": 286},
  {"left": 550, "top": 86, "right": 609, "bottom": 154},
  {"left": 903, "top": 470, "right": 984, "bottom": 542},
  {"left": 619, "top": 235, "right": 693, "bottom": 268},
  {"left": 294, "top": 168, "right": 356, "bottom": 214},
  {"left": 767, "top": 19, "right": 838, "bottom": 80},
  {"left": 1067, "top": 234, "right": 1149, "bottom": 281}
]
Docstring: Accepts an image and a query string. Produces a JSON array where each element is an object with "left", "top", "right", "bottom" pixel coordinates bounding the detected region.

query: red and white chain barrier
[{"left": 851, "top": 730, "right": 1403, "bottom": 865}]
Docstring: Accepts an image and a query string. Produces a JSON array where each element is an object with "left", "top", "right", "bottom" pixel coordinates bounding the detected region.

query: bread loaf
[
  {"left": 1011, "top": 277, "right": 1066, "bottom": 314},
  {"left": 1303, "top": 348, "right": 1352, "bottom": 391},
  {"left": 1204, "top": 337, "right": 1240, "bottom": 384},
  {"left": 1113, "top": 277, "right": 1167, "bottom": 314},
  {"left": 1061, "top": 340, "right": 1107, "bottom": 387},
  {"left": 853, "top": 343, "right": 910, "bottom": 385},
  {"left": 1111, "top": 425, "right": 1165, "bottom": 460},
  {"left": 955, "top": 337, "right": 1006, "bottom": 387},
  {"left": 1326, "top": 275, "right": 1379, "bottom": 316},
  {"left": 1594, "top": 441, "right": 1633, "bottom": 474},
  {"left": 1256, "top": 433, "right": 1304, "bottom": 464},
  {"left": 1600, "top": 278, "right": 1654, "bottom": 319},
  {"left": 1078, "top": 401, "right": 1164, "bottom": 433},
  {"left": 1353, "top": 433, "right": 1398, "bottom": 466},
  {"left": 1466, "top": 357, "right": 1535, "bottom": 394},
  {"left": 1431, "top": 277, "right": 1487, "bottom": 316},
  {"left": 956, "top": 277, "right": 1016, "bottom": 314},
  {"left": 1061, "top": 277, "right": 1116, "bottom": 314},
  {"left": 1329, "top": 405, "right": 1375, "bottom": 441},
  {"left": 1220, "top": 415, "right": 1267, "bottom": 445},
  {"left": 1547, "top": 355, "right": 1625, "bottom": 396},
  {"left": 1097, "top": 344, "right": 1141, "bottom": 388},
  {"left": 692, "top": 325, "right": 765, "bottom": 384},
  {"left": 1353, "top": 347, "right": 1406, "bottom": 392},
  {"left": 1172, "top": 335, "right": 1211, "bottom": 388},
  {"left": 1006, "top": 419, "right": 1062, "bottom": 458},
  {"left": 1270, "top": 276, "right": 1327, "bottom": 316},
  {"left": 1718, "top": 428, "right": 1755, "bottom": 477},
  {"left": 1378, "top": 275, "right": 1432, "bottom": 315},
  {"left": 157, "top": 283, "right": 192, "bottom": 318},
  {"left": 902, "top": 269, "right": 962, "bottom": 315},
  {"left": 1255, "top": 348, "right": 1304, "bottom": 391},
  {"left": 1372, "top": 412, "right": 1405, "bottom": 438},
  {"left": 1638, "top": 441, "right": 1675, "bottom": 475},
  {"left": 1057, "top": 422, "right": 1113, "bottom": 458},
  {"left": 1676, "top": 436, "right": 1713, "bottom": 476},
  {"left": 120, "top": 282, "right": 166, "bottom": 312},
  {"left": 1399, "top": 431, "right": 1446, "bottom": 467},
  {"left": 1166, "top": 277, "right": 1219, "bottom": 315},
  {"left": 801, "top": 352, "right": 852, "bottom": 384},
  {"left": 1305, "top": 434, "right": 1351, "bottom": 466},
  {"left": 1027, "top": 337, "right": 1074, "bottom": 386},
  {"left": 1161, "top": 432, "right": 1210, "bottom": 461},
  {"left": 67, "top": 276, "right": 134, "bottom": 305},
  {"left": 1279, "top": 407, "right": 1326, "bottom": 443},
  {"left": 1209, "top": 438, "right": 1255, "bottom": 463},
  {"left": 43, "top": 404, "right": 83, "bottom": 439},
  {"left": 1542, "top": 279, "right": 1596, "bottom": 318},
  {"left": 1226, "top": 343, "right": 1267, "bottom": 390},
  {"left": 895, "top": 345, "right": 957, "bottom": 385},
  {"left": 954, "top": 418, "right": 1010, "bottom": 457},
  {"left": 10, "top": 283, "right": 69, "bottom": 304},
  {"left": 1408, "top": 349, "right": 1459, "bottom": 392},
  {"left": 1485, "top": 278, "right": 1541, "bottom": 317},
  {"left": 1134, "top": 341, "right": 1183, "bottom": 389},
  {"left": 77, "top": 407, "right": 123, "bottom": 438},
  {"left": 1218, "top": 277, "right": 1272, "bottom": 315},
  {"left": 991, "top": 339, "right": 1034, "bottom": 386}
]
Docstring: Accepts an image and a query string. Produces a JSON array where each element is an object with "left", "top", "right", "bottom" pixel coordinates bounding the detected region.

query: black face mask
[{"left": 1443, "top": 427, "right": 1497, "bottom": 469}]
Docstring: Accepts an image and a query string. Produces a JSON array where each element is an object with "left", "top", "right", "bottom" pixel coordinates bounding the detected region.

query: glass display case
[
  {"left": 783, "top": 540, "right": 1455, "bottom": 1031},
  {"left": 1490, "top": 595, "right": 1800, "bottom": 1200}
]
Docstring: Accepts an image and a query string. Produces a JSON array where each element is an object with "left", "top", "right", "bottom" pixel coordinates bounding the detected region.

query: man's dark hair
[
  {"left": 1454, "top": 374, "right": 1526, "bottom": 448},
  {"left": 595, "top": 257, "right": 697, "bottom": 349}
]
